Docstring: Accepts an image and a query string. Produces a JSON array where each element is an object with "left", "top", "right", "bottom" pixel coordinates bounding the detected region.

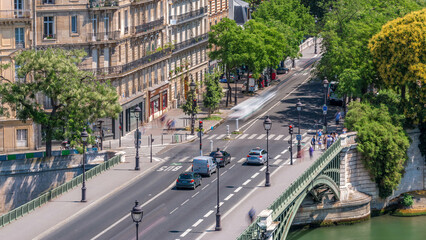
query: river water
[{"left": 287, "top": 215, "right": 426, "bottom": 240}]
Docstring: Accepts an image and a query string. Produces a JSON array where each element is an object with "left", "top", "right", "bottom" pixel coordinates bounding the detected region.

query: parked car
[
  {"left": 219, "top": 74, "right": 236, "bottom": 83},
  {"left": 276, "top": 67, "right": 289, "bottom": 74},
  {"left": 209, "top": 150, "right": 232, "bottom": 167},
  {"left": 176, "top": 172, "right": 202, "bottom": 190},
  {"left": 192, "top": 156, "right": 216, "bottom": 177},
  {"left": 246, "top": 147, "right": 268, "bottom": 165}
]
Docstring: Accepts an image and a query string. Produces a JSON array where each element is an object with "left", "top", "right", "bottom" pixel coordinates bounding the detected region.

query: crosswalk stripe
[
  {"left": 248, "top": 134, "right": 257, "bottom": 139},
  {"left": 256, "top": 134, "right": 266, "bottom": 140},
  {"left": 302, "top": 136, "right": 311, "bottom": 143},
  {"left": 216, "top": 134, "right": 226, "bottom": 139},
  {"left": 274, "top": 155, "right": 281, "bottom": 159},
  {"left": 164, "top": 156, "right": 170, "bottom": 160},
  {"left": 238, "top": 157, "right": 246, "bottom": 163},
  {"left": 239, "top": 134, "right": 249, "bottom": 139},
  {"left": 302, "top": 132, "right": 307, "bottom": 137},
  {"left": 274, "top": 159, "right": 283, "bottom": 165},
  {"left": 284, "top": 136, "right": 290, "bottom": 141},
  {"left": 179, "top": 156, "right": 189, "bottom": 162},
  {"left": 207, "top": 134, "right": 217, "bottom": 140},
  {"left": 269, "top": 134, "right": 276, "bottom": 139},
  {"left": 274, "top": 135, "right": 284, "bottom": 140},
  {"left": 281, "top": 149, "right": 288, "bottom": 154}
]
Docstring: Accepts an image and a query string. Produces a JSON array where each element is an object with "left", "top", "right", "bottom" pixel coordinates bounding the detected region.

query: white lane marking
[
  {"left": 216, "top": 134, "right": 226, "bottom": 139},
  {"left": 274, "top": 155, "right": 281, "bottom": 159},
  {"left": 256, "top": 134, "right": 266, "bottom": 140},
  {"left": 201, "top": 184, "right": 210, "bottom": 190},
  {"left": 229, "top": 164, "right": 235, "bottom": 169},
  {"left": 180, "top": 229, "right": 192, "bottom": 237},
  {"left": 274, "top": 159, "right": 283, "bottom": 165},
  {"left": 303, "top": 72, "right": 308, "bottom": 75},
  {"left": 234, "top": 187, "right": 243, "bottom": 193},
  {"left": 204, "top": 210, "right": 214, "bottom": 218},
  {"left": 211, "top": 178, "right": 217, "bottom": 183},
  {"left": 274, "top": 135, "right": 284, "bottom": 140},
  {"left": 192, "top": 192, "right": 200, "bottom": 198},
  {"left": 164, "top": 156, "right": 170, "bottom": 160},
  {"left": 153, "top": 157, "right": 162, "bottom": 162},
  {"left": 192, "top": 219, "right": 204, "bottom": 227},
  {"left": 248, "top": 134, "right": 257, "bottom": 139},
  {"left": 251, "top": 172, "right": 259, "bottom": 179},
  {"left": 284, "top": 136, "right": 290, "bottom": 141},
  {"left": 242, "top": 179, "right": 251, "bottom": 185},
  {"left": 220, "top": 170, "right": 228, "bottom": 176},
  {"left": 239, "top": 134, "right": 249, "bottom": 139},
  {"left": 302, "top": 136, "right": 311, "bottom": 143},
  {"left": 214, "top": 202, "right": 224, "bottom": 208},
  {"left": 224, "top": 194, "right": 234, "bottom": 201},
  {"left": 302, "top": 132, "right": 307, "bottom": 137},
  {"left": 259, "top": 166, "right": 266, "bottom": 171},
  {"left": 207, "top": 134, "right": 217, "bottom": 140},
  {"left": 281, "top": 149, "right": 288, "bottom": 154},
  {"left": 181, "top": 199, "right": 189, "bottom": 206},
  {"left": 170, "top": 207, "right": 178, "bottom": 214},
  {"left": 237, "top": 157, "right": 246, "bottom": 163},
  {"left": 269, "top": 134, "right": 276, "bottom": 139},
  {"left": 179, "top": 156, "right": 189, "bottom": 162}
]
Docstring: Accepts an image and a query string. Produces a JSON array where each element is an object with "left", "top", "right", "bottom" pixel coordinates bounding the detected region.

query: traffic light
[
  {"left": 199, "top": 120, "right": 203, "bottom": 130},
  {"left": 289, "top": 125, "right": 293, "bottom": 135},
  {"left": 192, "top": 99, "right": 197, "bottom": 110}
]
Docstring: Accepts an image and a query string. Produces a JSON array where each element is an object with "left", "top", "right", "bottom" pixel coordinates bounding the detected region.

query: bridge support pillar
[{"left": 257, "top": 210, "right": 279, "bottom": 240}]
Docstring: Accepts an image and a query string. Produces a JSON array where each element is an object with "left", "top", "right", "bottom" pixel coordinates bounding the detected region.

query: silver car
[{"left": 246, "top": 148, "right": 268, "bottom": 165}]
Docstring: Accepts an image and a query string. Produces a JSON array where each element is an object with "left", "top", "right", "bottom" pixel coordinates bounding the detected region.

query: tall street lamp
[
  {"left": 133, "top": 106, "right": 142, "bottom": 170},
  {"left": 296, "top": 99, "right": 302, "bottom": 158},
  {"left": 323, "top": 78, "right": 329, "bottom": 133},
  {"left": 97, "top": 120, "right": 104, "bottom": 150},
  {"left": 190, "top": 78, "right": 196, "bottom": 135},
  {"left": 314, "top": 16, "right": 318, "bottom": 54},
  {"left": 214, "top": 148, "right": 223, "bottom": 231},
  {"left": 263, "top": 116, "right": 272, "bottom": 187},
  {"left": 131, "top": 200, "right": 143, "bottom": 240},
  {"left": 80, "top": 128, "right": 88, "bottom": 202}
]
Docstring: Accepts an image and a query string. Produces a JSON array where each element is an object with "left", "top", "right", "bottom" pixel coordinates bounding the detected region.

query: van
[{"left": 192, "top": 156, "right": 216, "bottom": 177}]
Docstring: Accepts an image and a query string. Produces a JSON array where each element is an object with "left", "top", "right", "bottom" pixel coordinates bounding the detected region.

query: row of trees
[
  {"left": 0, "top": 49, "right": 121, "bottom": 156},
  {"left": 208, "top": 0, "right": 314, "bottom": 106}
]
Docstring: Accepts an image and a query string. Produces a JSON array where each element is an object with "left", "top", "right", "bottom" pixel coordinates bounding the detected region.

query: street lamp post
[
  {"left": 214, "top": 148, "right": 223, "bottom": 231},
  {"left": 80, "top": 128, "right": 88, "bottom": 202},
  {"left": 234, "top": 74, "right": 238, "bottom": 105},
  {"left": 296, "top": 99, "right": 302, "bottom": 158},
  {"left": 190, "top": 79, "right": 196, "bottom": 135},
  {"left": 133, "top": 106, "right": 142, "bottom": 170},
  {"left": 97, "top": 120, "right": 104, "bottom": 150},
  {"left": 263, "top": 116, "right": 272, "bottom": 187},
  {"left": 131, "top": 201, "right": 143, "bottom": 240},
  {"left": 323, "top": 78, "right": 329, "bottom": 133},
  {"left": 314, "top": 16, "right": 318, "bottom": 54}
]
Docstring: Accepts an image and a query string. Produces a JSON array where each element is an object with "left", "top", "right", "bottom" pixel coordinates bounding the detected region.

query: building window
[
  {"left": 71, "top": 16, "right": 78, "bottom": 34},
  {"left": 15, "top": 64, "right": 25, "bottom": 83},
  {"left": 124, "top": 10, "right": 128, "bottom": 33},
  {"left": 162, "top": 92, "right": 167, "bottom": 109},
  {"left": 43, "top": 0, "right": 55, "bottom": 4},
  {"left": 43, "top": 16, "right": 54, "bottom": 39},
  {"left": 16, "top": 129, "right": 28, "bottom": 147},
  {"left": 151, "top": 97, "right": 160, "bottom": 115},
  {"left": 15, "top": 28, "right": 24, "bottom": 47}
]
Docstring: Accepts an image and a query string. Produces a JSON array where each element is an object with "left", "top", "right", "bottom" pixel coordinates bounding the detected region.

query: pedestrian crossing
[{"left": 205, "top": 132, "right": 315, "bottom": 142}]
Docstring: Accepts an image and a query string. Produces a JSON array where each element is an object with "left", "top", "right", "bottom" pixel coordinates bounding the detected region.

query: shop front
[
  {"left": 148, "top": 82, "right": 169, "bottom": 121},
  {"left": 111, "top": 95, "right": 146, "bottom": 139}
]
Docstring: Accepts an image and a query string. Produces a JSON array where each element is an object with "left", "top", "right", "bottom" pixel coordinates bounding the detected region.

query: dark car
[
  {"left": 276, "top": 67, "right": 289, "bottom": 74},
  {"left": 176, "top": 172, "right": 202, "bottom": 190},
  {"left": 209, "top": 150, "right": 231, "bottom": 167}
]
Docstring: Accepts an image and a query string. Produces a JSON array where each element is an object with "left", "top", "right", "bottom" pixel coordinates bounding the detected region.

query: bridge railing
[
  {"left": 0, "top": 154, "right": 122, "bottom": 227},
  {"left": 237, "top": 138, "right": 343, "bottom": 239}
]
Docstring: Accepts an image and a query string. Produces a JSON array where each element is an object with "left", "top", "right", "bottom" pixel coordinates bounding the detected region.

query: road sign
[
  {"left": 296, "top": 134, "right": 302, "bottom": 141},
  {"left": 198, "top": 131, "right": 204, "bottom": 137},
  {"left": 323, "top": 110, "right": 327, "bottom": 115},
  {"left": 322, "top": 105, "right": 327, "bottom": 111},
  {"left": 134, "top": 131, "right": 141, "bottom": 139}
]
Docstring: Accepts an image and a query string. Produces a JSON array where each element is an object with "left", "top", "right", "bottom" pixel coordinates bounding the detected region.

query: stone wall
[{"left": 0, "top": 152, "right": 110, "bottom": 215}]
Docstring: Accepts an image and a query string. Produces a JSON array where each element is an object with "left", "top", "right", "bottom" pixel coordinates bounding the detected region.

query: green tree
[
  {"left": 345, "top": 101, "right": 410, "bottom": 198},
  {"left": 203, "top": 69, "right": 224, "bottom": 117},
  {"left": 369, "top": 8, "right": 426, "bottom": 124},
  {"left": 0, "top": 48, "right": 121, "bottom": 156},
  {"left": 181, "top": 81, "right": 199, "bottom": 116}
]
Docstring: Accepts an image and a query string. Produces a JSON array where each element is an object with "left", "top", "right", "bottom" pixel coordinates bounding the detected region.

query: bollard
[
  {"left": 210, "top": 140, "right": 213, "bottom": 152},
  {"left": 236, "top": 119, "right": 239, "bottom": 132},
  {"left": 226, "top": 125, "right": 230, "bottom": 138},
  {"left": 161, "top": 134, "right": 163, "bottom": 145}
]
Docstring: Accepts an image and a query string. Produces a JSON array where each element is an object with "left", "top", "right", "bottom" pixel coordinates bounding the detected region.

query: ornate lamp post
[
  {"left": 133, "top": 106, "right": 142, "bottom": 170},
  {"left": 314, "top": 16, "right": 318, "bottom": 54},
  {"left": 296, "top": 99, "right": 302, "bottom": 158},
  {"left": 190, "top": 78, "right": 196, "bottom": 135},
  {"left": 131, "top": 201, "right": 143, "bottom": 240},
  {"left": 323, "top": 78, "right": 329, "bottom": 133},
  {"left": 214, "top": 148, "right": 223, "bottom": 231},
  {"left": 80, "top": 128, "right": 88, "bottom": 202},
  {"left": 263, "top": 116, "right": 272, "bottom": 187},
  {"left": 97, "top": 120, "right": 104, "bottom": 150}
]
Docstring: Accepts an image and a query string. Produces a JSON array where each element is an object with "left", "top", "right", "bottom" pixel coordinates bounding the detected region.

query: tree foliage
[
  {"left": 369, "top": 8, "right": 426, "bottom": 124},
  {"left": 0, "top": 48, "right": 121, "bottom": 156},
  {"left": 181, "top": 81, "right": 199, "bottom": 116},
  {"left": 203, "top": 69, "right": 224, "bottom": 117},
  {"left": 345, "top": 100, "right": 410, "bottom": 198}
]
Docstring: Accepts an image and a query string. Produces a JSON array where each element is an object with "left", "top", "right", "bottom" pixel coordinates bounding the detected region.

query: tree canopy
[
  {"left": 0, "top": 48, "right": 121, "bottom": 156},
  {"left": 203, "top": 69, "right": 224, "bottom": 117}
]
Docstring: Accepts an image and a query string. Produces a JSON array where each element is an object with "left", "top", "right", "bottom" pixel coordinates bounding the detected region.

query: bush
[{"left": 401, "top": 194, "right": 414, "bottom": 207}]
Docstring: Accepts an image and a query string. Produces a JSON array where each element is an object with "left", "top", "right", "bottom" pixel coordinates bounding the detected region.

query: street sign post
[
  {"left": 322, "top": 105, "right": 327, "bottom": 112},
  {"left": 296, "top": 134, "right": 302, "bottom": 141}
]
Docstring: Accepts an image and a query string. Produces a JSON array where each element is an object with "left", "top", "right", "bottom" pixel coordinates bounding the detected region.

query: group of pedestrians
[{"left": 309, "top": 130, "right": 340, "bottom": 158}]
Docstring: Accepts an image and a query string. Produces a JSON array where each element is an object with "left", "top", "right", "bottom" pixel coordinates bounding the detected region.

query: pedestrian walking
[
  {"left": 335, "top": 111, "right": 341, "bottom": 125},
  {"left": 327, "top": 135, "right": 332, "bottom": 149},
  {"left": 309, "top": 145, "right": 314, "bottom": 159},
  {"left": 311, "top": 136, "right": 316, "bottom": 150},
  {"left": 248, "top": 207, "right": 256, "bottom": 223},
  {"left": 317, "top": 135, "right": 322, "bottom": 150},
  {"left": 342, "top": 128, "right": 347, "bottom": 134}
]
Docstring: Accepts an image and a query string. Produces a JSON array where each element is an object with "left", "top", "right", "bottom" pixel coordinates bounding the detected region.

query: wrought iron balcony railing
[
  {"left": 89, "top": 0, "right": 118, "bottom": 8},
  {"left": 82, "top": 48, "right": 171, "bottom": 77},
  {"left": 174, "top": 7, "right": 206, "bottom": 24},
  {"left": 0, "top": 10, "right": 31, "bottom": 19},
  {"left": 173, "top": 33, "right": 208, "bottom": 53},
  {"left": 133, "top": 17, "right": 164, "bottom": 34},
  {"left": 87, "top": 31, "right": 120, "bottom": 42}
]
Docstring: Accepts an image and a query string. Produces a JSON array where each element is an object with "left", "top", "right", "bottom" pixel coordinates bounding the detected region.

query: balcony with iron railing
[
  {"left": 173, "top": 33, "right": 208, "bottom": 53},
  {"left": 0, "top": 10, "right": 31, "bottom": 19},
  {"left": 82, "top": 48, "right": 172, "bottom": 78},
  {"left": 131, "top": 0, "right": 155, "bottom": 5},
  {"left": 87, "top": 31, "right": 120, "bottom": 42},
  {"left": 173, "top": 7, "right": 206, "bottom": 24},
  {"left": 89, "top": 0, "right": 119, "bottom": 9},
  {"left": 133, "top": 17, "right": 164, "bottom": 35}
]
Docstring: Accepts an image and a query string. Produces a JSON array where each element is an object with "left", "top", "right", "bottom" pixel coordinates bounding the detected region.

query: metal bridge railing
[
  {"left": 0, "top": 154, "right": 122, "bottom": 227},
  {"left": 237, "top": 138, "right": 343, "bottom": 239}
]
